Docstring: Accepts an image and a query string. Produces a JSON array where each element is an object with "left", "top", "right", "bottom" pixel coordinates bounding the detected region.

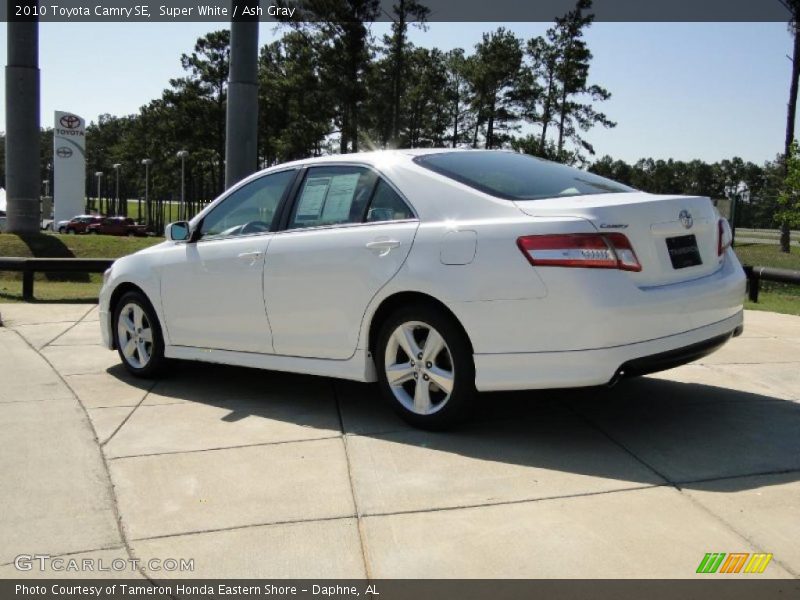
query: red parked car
[
  {"left": 86, "top": 217, "right": 148, "bottom": 237},
  {"left": 60, "top": 215, "right": 102, "bottom": 234}
]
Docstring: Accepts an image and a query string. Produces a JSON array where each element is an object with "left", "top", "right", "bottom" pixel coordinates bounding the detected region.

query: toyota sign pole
[{"left": 53, "top": 112, "right": 86, "bottom": 224}]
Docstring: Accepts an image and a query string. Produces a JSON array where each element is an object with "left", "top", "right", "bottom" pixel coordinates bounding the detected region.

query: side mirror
[{"left": 165, "top": 221, "right": 190, "bottom": 242}]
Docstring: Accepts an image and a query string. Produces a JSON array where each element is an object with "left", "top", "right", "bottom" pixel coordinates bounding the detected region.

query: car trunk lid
[{"left": 514, "top": 192, "right": 723, "bottom": 286}]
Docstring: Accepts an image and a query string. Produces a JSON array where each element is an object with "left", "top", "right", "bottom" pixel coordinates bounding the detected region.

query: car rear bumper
[{"left": 473, "top": 310, "right": 743, "bottom": 392}]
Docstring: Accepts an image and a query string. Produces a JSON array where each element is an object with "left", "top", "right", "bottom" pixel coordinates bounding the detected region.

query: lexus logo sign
[
  {"left": 56, "top": 146, "right": 73, "bottom": 158},
  {"left": 59, "top": 114, "right": 81, "bottom": 129}
]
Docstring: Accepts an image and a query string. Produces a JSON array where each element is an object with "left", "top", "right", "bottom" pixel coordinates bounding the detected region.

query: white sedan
[{"left": 100, "top": 150, "right": 746, "bottom": 428}]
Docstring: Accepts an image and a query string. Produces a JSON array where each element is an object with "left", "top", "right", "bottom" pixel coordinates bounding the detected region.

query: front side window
[
  {"left": 288, "top": 166, "right": 378, "bottom": 229},
  {"left": 200, "top": 170, "right": 296, "bottom": 239},
  {"left": 414, "top": 151, "right": 635, "bottom": 201}
]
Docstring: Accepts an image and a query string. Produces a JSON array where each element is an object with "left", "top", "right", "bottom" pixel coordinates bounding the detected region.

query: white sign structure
[{"left": 53, "top": 111, "right": 86, "bottom": 223}]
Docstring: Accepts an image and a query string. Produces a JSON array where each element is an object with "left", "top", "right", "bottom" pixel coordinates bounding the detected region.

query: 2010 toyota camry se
[{"left": 100, "top": 149, "right": 746, "bottom": 428}]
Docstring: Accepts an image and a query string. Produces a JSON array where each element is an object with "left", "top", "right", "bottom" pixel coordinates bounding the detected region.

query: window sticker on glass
[
  {"left": 296, "top": 177, "right": 330, "bottom": 221},
  {"left": 320, "top": 173, "right": 360, "bottom": 223}
]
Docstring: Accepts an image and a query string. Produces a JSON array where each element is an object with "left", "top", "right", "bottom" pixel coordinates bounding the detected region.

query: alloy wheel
[
  {"left": 117, "top": 302, "right": 154, "bottom": 369},
  {"left": 384, "top": 321, "right": 455, "bottom": 415}
]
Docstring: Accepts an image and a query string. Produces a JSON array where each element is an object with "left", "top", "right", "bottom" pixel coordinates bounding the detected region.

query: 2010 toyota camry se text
[{"left": 99, "top": 149, "right": 746, "bottom": 429}]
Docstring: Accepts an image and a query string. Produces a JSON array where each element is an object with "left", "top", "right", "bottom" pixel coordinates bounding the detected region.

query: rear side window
[
  {"left": 414, "top": 151, "right": 634, "bottom": 201},
  {"left": 366, "top": 180, "right": 414, "bottom": 222}
]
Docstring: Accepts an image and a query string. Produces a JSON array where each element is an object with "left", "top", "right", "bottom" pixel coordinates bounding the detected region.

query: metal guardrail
[
  {"left": 0, "top": 257, "right": 115, "bottom": 301},
  {"left": 743, "top": 265, "right": 800, "bottom": 303},
  {"left": 1, "top": 257, "right": 797, "bottom": 305}
]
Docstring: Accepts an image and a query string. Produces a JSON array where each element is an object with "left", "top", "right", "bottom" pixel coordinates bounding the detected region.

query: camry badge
[
  {"left": 599, "top": 223, "right": 628, "bottom": 229},
  {"left": 679, "top": 210, "right": 693, "bottom": 229}
]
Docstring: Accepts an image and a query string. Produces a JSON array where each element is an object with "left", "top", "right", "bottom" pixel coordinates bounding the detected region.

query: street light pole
[
  {"left": 141, "top": 158, "right": 152, "bottom": 228},
  {"left": 113, "top": 163, "right": 121, "bottom": 216},
  {"left": 176, "top": 150, "right": 189, "bottom": 221},
  {"left": 95, "top": 171, "right": 103, "bottom": 215}
]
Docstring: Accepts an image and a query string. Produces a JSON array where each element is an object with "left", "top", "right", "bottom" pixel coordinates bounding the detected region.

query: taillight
[
  {"left": 717, "top": 218, "right": 732, "bottom": 256},
  {"left": 517, "top": 233, "right": 642, "bottom": 272}
]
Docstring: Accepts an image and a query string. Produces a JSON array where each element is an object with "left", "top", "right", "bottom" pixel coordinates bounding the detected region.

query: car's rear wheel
[
  {"left": 113, "top": 291, "right": 165, "bottom": 378},
  {"left": 375, "top": 305, "right": 475, "bottom": 430}
]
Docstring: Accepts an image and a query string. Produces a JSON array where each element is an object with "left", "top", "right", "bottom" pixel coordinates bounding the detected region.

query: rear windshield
[{"left": 414, "top": 151, "right": 635, "bottom": 201}]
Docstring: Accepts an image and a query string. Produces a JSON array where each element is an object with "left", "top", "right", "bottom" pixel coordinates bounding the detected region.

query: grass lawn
[
  {"left": 0, "top": 232, "right": 163, "bottom": 303},
  {"left": 2, "top": 232, "right": 800, "bottom": 315},
  {"left": 124, "top": 200, "right": 184, "bottom": 223},
  {"left": 734, "top": 242, "right": 800, "bottom": 316}
]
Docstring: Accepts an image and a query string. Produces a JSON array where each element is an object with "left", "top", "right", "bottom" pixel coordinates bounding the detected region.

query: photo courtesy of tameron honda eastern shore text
[{"left": 99, "top": 149, "right": 746, "bottom": 429}]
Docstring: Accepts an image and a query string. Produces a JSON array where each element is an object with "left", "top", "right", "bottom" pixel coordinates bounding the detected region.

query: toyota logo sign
[
  {"left": 59, "top": 114, "right": 81, "bottom": 129},
  {"left": 56, "top": 146, "right": 73, "bottom": 158},
  {"left": 679, "top": 209, "right": 693, "bottom": 229}
]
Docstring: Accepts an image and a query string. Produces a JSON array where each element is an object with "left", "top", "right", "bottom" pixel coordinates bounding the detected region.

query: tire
[
  {"left": 58, "top": 227, "right": 65, "bottom": 234},
  {"left": 375, "top": 304, "right": 475, "bottom": 430},
  {"left": 112, "top": 291, "right": 166, "bottom": 378},
  {"left": 66, "top": 228, "right": 75, "bottom": 234}
]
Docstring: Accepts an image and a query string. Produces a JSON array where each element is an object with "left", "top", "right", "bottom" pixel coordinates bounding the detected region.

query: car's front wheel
[
  {"left": 376, "top": 305, "right": 475, "bottom": 430},
  {"left": 113, "top": 291, "right": 165, "bottom": 378}
]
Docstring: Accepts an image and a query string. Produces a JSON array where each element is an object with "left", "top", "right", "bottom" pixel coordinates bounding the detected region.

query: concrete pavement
[{"left": 0, "top": 304, "right": 798, "bottom": 579}]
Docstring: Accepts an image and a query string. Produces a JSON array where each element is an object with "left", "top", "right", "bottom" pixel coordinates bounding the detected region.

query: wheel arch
[{"left": 366, "top": 291, "right": 474, "bottom": 358}]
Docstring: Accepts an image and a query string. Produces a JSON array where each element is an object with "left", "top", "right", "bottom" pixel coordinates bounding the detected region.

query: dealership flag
[{"left": 53, "top": 111, "right": 86, "bottom": 223}]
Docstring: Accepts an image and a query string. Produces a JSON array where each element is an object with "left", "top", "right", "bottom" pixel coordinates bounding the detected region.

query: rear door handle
[
  {"left": 237, "top": 251, "right": 263, "bottom": 262},
  {"left": 365, "top": 239, "right": 401, "bottom": 254}
]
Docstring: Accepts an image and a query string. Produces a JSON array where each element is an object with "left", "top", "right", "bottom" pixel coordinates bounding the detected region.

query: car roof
[{"left": 267, "top": 147, "right": 492, "bottom": 171}]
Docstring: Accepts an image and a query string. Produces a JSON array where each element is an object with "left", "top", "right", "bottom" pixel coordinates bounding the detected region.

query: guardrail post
[
  {"left": 742, "top": 266, "right": 756, "bottom": 303},
  {"left": 22, "top": 270, "right": 34, "bottom": 301}
]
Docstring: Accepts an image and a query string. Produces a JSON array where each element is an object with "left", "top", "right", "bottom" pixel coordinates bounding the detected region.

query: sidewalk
[{"left": 1, "top": 304, "right": 799, "bottom": 579}]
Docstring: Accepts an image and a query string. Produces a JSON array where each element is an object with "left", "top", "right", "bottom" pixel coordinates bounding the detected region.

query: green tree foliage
[
  {"left": 778, "top": 140, "right": 800, "bottom": 230},
  {"left": 384, "top": 0, "right": 430, "bottom": 144},
  {"left": 258, "top": 31, "right": 335, "bottom": 164},
  {"left": 589, "top": 155, "right": 783, "bottom": 229},
  {"left": 464, "top": 28, "right": 524, "bottom": 149},
  {"left": 283, "top": 0, "right": 381, "bottom": 153}
]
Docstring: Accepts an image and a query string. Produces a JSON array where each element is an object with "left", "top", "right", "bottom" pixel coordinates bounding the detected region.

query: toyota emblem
[
  {"left": 679, "top": 209, "right": 693, "bottom": 229},
  {"left": 56, "top": 146, "right": 73, "bottom": 158},
  {"left": 59, "top": 114, "right": 81, "bottom": 129}
]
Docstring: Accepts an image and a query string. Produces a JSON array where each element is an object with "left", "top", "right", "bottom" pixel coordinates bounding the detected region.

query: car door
[
  {"left": 158, "top": 169, "right": 297, "bottom": 353},
  {"left": 264, "top": 165, "right": 419, "bottom": 359}
]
